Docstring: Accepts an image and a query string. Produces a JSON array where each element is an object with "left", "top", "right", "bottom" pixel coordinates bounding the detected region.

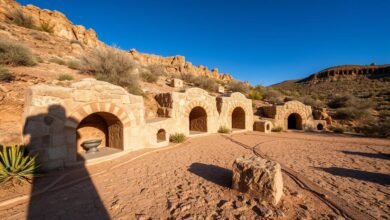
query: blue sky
[{"left": 19, "top": 0, "right": 390, "bottom": 85}]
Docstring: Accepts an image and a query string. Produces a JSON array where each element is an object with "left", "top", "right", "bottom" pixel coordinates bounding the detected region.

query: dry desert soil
[{"left": 0, "top": 132, "right": 389, "bottom": 220}]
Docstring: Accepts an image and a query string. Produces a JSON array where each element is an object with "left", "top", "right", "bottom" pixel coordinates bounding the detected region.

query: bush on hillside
[
  {"left": 8, "top": 9, "right": 34, "bottom": 29},
  {"left": 57, "top": 74, "right": 74, "bottom": 81},
  {"left": 0, "top": 66, "right": 13, "bottom": 82},
  {"left": 80, "top": 47, "right": 143, "bottom": 95},
  {"left": 263, "top": 89, "right": 284, "bottom": 104},
  {"left": 0, "top": 40, "right": 36, "bottom": 66},
  {"left": 359, "top": 119, "right": 390, "bottom": 138},
  {"left": 67, "top": 60, "right": 81, "bottom": 70},
  {"left": 227, "top": 80, "right": 250, "bottom": 94},
  {"left": 169, "top": 133, "right": 186, "bottom": 143},
  {"left": 49, "top": 57, "right": 66, "bottom": 65},
  {"left": 140, "top": 69, "right": 159, "bottom": 83},
  {"left": 39, "top": 21, "right": 55, "bottom": 33},
  {"left": 180, "top": 73, "right": 219, "bottom": 92},
  {"left": 335, "top": 107, "right": 371, "bottom": 120}
]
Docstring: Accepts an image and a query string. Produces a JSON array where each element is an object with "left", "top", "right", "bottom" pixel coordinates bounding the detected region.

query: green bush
[
  {"left": 0, "top": 66, "right": 13, "bottom": 82},
  {"left": 248, "top": 90, "right": 263, "bottom": 100},
  {"left": 80, "top": 47, "right": 143, "bottom": 95},
  {"left": 218, "top": 126, "right": 231, "bottom": 133},
  {"left": 169, "top": 133, "right": 186, "bottom": 143},
  {"left": 57, "top": 74, "right": 74, "bottom": 81},
  {"left": 271, "top": 126, "right": 283, "bottom": 132},
  {"left": 263, "top": 89, "right": 284, "bottom": 104},
  {"left": 0, "top": 145, "right": 39, "bottom": 184},
  {"left": 8, "top": 9, "right": 34, "bottom": 29},
  {"left": 0, "top": 40, "right": 36, "bottom": 66},
  {"left": 39, "top": 21, "right": 55, "bottom": 33},
  {"left": 49, "top": 57, "right": 66, "bottom": 65},
  {"left": 335, "top": 107, "right": 370, "bottom": 120},
  {"left": 360, "top": 119, "right": 390, "bottom": 138}
]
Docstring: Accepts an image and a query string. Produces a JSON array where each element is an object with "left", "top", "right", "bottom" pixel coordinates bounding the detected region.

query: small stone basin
[{"left": 81, "top": 139, "right": 102, "bottom": 153}]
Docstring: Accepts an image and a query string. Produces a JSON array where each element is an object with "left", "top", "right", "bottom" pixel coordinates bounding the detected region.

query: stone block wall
[{"left": 217, "top": 93, "right": 253, "bottom": 131}]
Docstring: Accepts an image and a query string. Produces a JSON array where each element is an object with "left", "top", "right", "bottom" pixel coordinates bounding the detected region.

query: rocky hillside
[
  {"left": 0, "top": 0, "right": 233, "bottom": 82},
  {"left": 272, "top": 64, "right": 390, "bottom": 136}
]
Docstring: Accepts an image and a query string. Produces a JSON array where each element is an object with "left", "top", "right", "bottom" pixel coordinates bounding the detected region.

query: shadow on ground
[
  {"left": 188, "top": 162, "right": 232, "bottom": 188},
  {"left": 340, "top": 150, "right": 390, "bottom": 160},
  {"left": 316, "top": 167, "right": 390, "bottom": 186},
  {"left": 23, "top": 105, "right": 110, "bottom": 220}
]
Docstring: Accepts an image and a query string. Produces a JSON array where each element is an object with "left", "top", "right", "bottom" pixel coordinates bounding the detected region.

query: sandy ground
[
  {"left": 0, "top": 133, "right": 347, "bottom": 220},
  {"left": 233, "top": 131, "right": 390, "bottom": 219}
]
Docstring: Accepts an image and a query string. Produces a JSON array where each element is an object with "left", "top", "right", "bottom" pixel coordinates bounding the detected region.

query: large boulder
[{"left": 232, "top": 156, "right": 283, "bottom": 205}]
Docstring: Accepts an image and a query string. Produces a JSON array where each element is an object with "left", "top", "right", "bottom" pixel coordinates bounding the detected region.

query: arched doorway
[
  {"left": 157, "top": 129, "right": 166, "bottom": 142},
  {"left": 232, "top": 107, "right": 245, "bottom": 130},
  {"left": 287, "top": 113, "right": 303, "bottom": 130},
  {"left": 189, "top": 106, "right": 207, "bottom": 133},
  {"left": 77, "top": 112, "right": 123, "bottom": 154}
]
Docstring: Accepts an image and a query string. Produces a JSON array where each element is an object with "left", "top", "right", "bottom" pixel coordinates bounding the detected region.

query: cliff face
[
  {"left": 0, "top": 0, "right": 102, "bottom": 47},
  {"left": 0, "top": 0, "right": 233, "bottom": 82},
  {"left": 129, "top": 49, "right": 233, "bottom": 82},
  {"left": 300, "top": 65, "right": 390, "bottom": 83}
]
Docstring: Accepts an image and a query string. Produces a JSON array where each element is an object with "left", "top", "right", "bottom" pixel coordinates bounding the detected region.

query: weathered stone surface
[{"left": 232, "top": 156, "right": 283, "bottom": 205}]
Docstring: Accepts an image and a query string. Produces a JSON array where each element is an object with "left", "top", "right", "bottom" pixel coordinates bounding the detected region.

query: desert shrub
[
  {"left": 335, "top": 107, "right": 370, "bottom": 120},
  {"left": 8, "top": 9, "right": 34, "bottom": 29},
  {"left": 49, "top": 57, "right": 66, "bottom": 65},
  {"left": 180, "top": 73, "right": 218, "bottom": 92},
  {"left": 263, "top": 89, "right": 284, "bottom": 104},
  {"left": 180, "top": 73, "right": 196, "bottom": 83},
  {"left": 327, "top": 95, "right": 354, "bottom": 108},
  {"left": 80, "top": 47, "right": 142, "bottom": 95},
  {"left": 169, "top": 133, "right": 186, "bottom": 143},
  {"left": 248, "top": 90, "right": 263, "bottom": 100},
  {"left": 331, "top": 126, "right": 345, "bottom": 134},
  {"left": 57, "top": 74, "right": 74, "bottom": 81},
  {"left": 67, "top": 60, "right": 81, "bottom": 70},
  {"left": 228, "top": 80, "right": 250, "bottom": 94},
  {"left": 271, "top": 126, "right": 283, "bottom": 132},
  {"left": 0, "top": 144, "right": 39, "bottom": 184},
  {"left": 0, "top": 66, "right": 13, "bottom": 82},
  {"left": 218, "top": 126, "right": 231, "bottom": 133},
  {"left": 300, "top": 96, "right": 324, "bottom": 108},
  {"left": 39, "top": 21, "right": 55, "bottom": 33},
  {"left": 140, "top": 69, "right": 159, "bottom": 83},
  {"left": 148, "top": 64, "right": 166, "bottom": 76},
  {"left": 0, "top": 40, "right": 36, "bottom": 66},
  {"left": 360, "top": 119, "right": 390, "bottom": 138}
]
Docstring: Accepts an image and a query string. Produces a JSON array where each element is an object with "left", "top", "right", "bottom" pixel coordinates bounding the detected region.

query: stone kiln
[{"left": 23, "top": 79, "right": 254, "bottom": 170}]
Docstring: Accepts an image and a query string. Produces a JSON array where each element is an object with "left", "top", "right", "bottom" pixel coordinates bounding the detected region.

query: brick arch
[
  {"left": 227, "top": 102, "right": 251, "bottom": 117},
  {"left": 65, "top": 102, "right": 132, "bottom": 129},
  {"left": 184, "top": 101, "right": 213, "bottom": 118}
]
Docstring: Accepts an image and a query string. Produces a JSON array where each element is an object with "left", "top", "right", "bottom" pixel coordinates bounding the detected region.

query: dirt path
[
  {"left": 1, "top": 134, "right": 339, "bottom": 220},
  {"left": 232, "top": 132, "right": 390, "bottom": 219}
]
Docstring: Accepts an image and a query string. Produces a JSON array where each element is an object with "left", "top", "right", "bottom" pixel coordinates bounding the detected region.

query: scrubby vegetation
[
  {"left": 227, "top": 80, "right": 250, "bottom": 94},
  {"left": 8, "top": 9, "right": 34, "bottom": 29},
  {"left": 140, "top": 65, "right": 165, "bottom": 83},
  {"left": 180, "top": 73, "right": 219, "bottom": 92},
  {"left": 271, "top": 126, "right": 283, "bottom": 132},
  {"left": 0, "top": 66, "right": 13, "bottom": 82},
  {"left": 57, "top": 74, "right": 74, "bottom": 81},
  {"left": 218, "top": 126, "right": 231, "bottom": 133},
  {"left": 0, "top": 40, "right": 36, "bottom": 66},
  {"left": 331, "top": 126, "right": 345, "bottom": 134},
  {"left": 67, "top": 60, "right": 81, "bottom": 70},
  {"left": 169, "top": 133, "right": 186, "bottom": 143},
  {"left": 80, "top": 47, "right": 143, "bottom": 95},
  {"left": 39, "top": 21, "right": 55, "bottom": 33},
  {"left": 0, "top": 145, "right": 39, "bottom": 184},
  {"left": 328, "top": 95, "right": 372, "bottom": 120},
  {"left": 49, "top": 57, "right": 66, "bottom": 65}
]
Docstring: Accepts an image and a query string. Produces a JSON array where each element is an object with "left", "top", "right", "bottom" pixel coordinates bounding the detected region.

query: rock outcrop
[
  {"left": 129, "top": 49, "right": 233, "bottom": 82},
  {"left": 300, "top": 64, "right": 390, "bottom": 83},
  {"left": 0, "top": 0, "right": 102, "bottom": 47},
  {"left": 232, "top": 156, "right": 283, "bottom": 205}
]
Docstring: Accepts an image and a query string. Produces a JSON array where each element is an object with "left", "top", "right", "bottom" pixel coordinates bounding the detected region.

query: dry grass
[
  {"left": 180, "top": 73, "right": 219, "bottom": 92},
  {"left": 80, "top": 47, "right": 142, "bottom": 95},
  {"left": 8, "top": 9, "right": 34, "bottom": 29},
  {"left": 0, "top": 39, "right": 36, "bottom": 66},
  {"left": 0, "top": 66, "right": 13, "bottom": 82}
]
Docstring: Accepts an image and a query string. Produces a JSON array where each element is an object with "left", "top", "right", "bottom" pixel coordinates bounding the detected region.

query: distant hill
[{"left": 271, "top": 64, "right": 390, "bottom": 121}]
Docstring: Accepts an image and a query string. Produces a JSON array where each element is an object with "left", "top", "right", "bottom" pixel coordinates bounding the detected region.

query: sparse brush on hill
[
  {"left": 8, "top": 9, "right": 34, "bottom": 29},
  {"left": 263, "top": 89, "right": 284, "bottom": 104},
  {"left": 57, "top": 74, "right": 73, "bottom": 81},
  {"left": 0, "top": 39, "right": 36, "bottom": 66},
  {"left": 227, "top": 80, "right": 250, "bottom": 94},
  {"left": 80, "top": 47, "right": 143, "bottom": 95},
  {"left": 359, "top": 119, "right": 390, "bottom": 138},
  {"left": 0, "top": 66, "right": 13, "bottom": 82},
  {"left": 67, "top": 60, "right": 81, "bottom": 70},
  {"left": 49, "top": 57, "right": 66, "bottom": 65},
  {"left": 39, "top": 20, "right": 55, "bottom": 33},
  {"left": 248, "top": 86, "right": 264, "bottom": 100},
  {"left": 328, "top": 95, "right": 373, "bottom": 120},
  {"left": 140, "top": 65, "right": 165, "bottom": 83},
  {"left": 180, "top": 73, "right": 219, "bottom": 92}
]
